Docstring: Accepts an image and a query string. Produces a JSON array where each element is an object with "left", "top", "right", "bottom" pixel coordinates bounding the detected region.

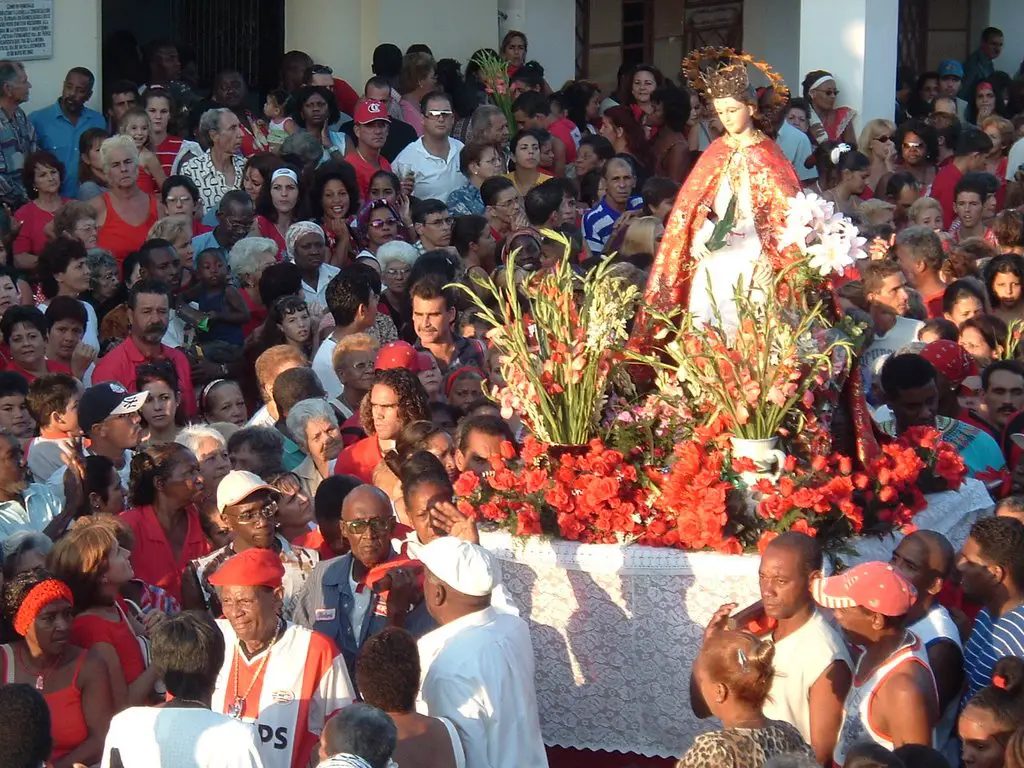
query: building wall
[
  {"left": 742, "top": 0, "right": 800, "bottom": 94},
  {"left": 22, "top": 0, "right": 102, "bottom": 113},
  {"left": 377, "top": 0, "right": 499, "bottom": 74},
  {"left": 283, "top": 0, "right": 367, "bottom": 86},
  {"left": 988, "top": 0, "right": 1024, "bottom": 80},
  {"left": 497, "top": 0, "right": 576, "bottom": 90}
]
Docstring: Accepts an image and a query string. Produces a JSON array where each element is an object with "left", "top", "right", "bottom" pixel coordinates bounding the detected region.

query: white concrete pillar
[
  {"left": 798, "top": 0, "right": 898, "bottom": 130},
  {"left": 22, "top": 0, "right": 102, "bottom": 114},
  {"left": 987, "top": 0, "right": 1024, "bottom": 80},
  {"left": 743, "top": 0, "right": 801, "bottom": 97}
]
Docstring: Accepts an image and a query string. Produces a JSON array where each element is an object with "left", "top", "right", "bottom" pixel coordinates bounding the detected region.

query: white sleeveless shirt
[
  {"left": 833, "top": 631, "right": 938, "bottom": 767},
  {"left": 909, "top": 605, "right": 963, "bottom": 768}
]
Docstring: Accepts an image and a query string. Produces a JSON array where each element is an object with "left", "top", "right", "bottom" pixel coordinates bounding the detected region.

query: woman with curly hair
[
  {"left": 1, "top": 567, "right": 113, "bottom": 767},
  {"left": 119, "top": 442, "right": 210, "bottom": 603},
  {"left": 308, "top": 160, "right": 360, "bottom": 265},
  {"left": 334, "top": 367, "right": 430, "bottom": 483},
  {"left": 356, "top": 627, "right": 464, "bottom": 768},
  {"left": 48, "top": 516, "right": 163, "bottom": 710}
]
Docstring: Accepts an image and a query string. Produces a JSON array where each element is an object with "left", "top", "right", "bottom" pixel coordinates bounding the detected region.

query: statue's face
[{"left": 712, "top": 96, "right": 754, "bottom": 137}]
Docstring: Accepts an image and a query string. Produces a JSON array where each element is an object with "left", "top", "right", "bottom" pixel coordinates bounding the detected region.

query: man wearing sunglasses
[
  {"left": 392, "top": 92, "right": 465, "bottom": 202},
  {"left": 294, "top": 484, "right": 435, "bottom": 681}
]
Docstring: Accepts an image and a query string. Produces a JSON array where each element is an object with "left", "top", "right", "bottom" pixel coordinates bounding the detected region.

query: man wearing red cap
[
  {"left": 345, "top": 99, "right": 392, "bottom": 200},
  {"left": 812, "top": 561, "right": 939, "bottom": 765},
  {"left": 209, "top": 547, "right": 355, "bottom": 768}
]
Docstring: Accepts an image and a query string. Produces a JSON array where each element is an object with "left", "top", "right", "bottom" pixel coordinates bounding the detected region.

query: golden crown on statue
[{"left": 682, "top": 46, "right": 788, "bottom": 103}]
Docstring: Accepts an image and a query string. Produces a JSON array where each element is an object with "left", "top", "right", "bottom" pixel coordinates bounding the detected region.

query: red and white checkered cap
[{"left": 810, "top": 561, "right": 917, "bottom": 617}]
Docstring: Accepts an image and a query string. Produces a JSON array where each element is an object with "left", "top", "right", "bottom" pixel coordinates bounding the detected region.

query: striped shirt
[
  {"left": 964, "top": 604, "right": 1024, "bottom": 697},
  {"left": 582, "top": 195, "right": 643, "bottom": 254}
]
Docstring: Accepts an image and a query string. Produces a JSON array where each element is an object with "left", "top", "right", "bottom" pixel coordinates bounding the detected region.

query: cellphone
[{"left": 726, "top": 600, "right": 767, "bottom": 632}]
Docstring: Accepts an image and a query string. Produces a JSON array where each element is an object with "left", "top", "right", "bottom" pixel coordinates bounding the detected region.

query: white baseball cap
[
  {"left": 216, "top": 470, "right": 277, "bottom": 513},
  {"left": 418, "top": 537, "right": 500, "bottom": 597}
]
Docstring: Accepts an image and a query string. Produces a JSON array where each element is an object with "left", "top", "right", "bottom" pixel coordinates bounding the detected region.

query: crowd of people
[{"left": 0, "top": 19, "right": 1023, "bottom": 768}]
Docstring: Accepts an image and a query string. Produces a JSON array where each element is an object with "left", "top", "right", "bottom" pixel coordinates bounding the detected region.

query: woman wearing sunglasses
[
  {"left": 802, "top": 69, "right": 858, "bottom": 147},
  {"left": 354, "top": 198, "right": 403, "bottom": 269},
  {"left": 858, "top": 118, "right": 897, "bottom": 196},
  {"left": 182, "top": 469, "right": 319, "bottom": 618}
]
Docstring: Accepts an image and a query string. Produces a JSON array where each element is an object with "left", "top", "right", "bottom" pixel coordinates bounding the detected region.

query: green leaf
[{"left": 705, "top": 196, "right": 738, "bottom": 253}]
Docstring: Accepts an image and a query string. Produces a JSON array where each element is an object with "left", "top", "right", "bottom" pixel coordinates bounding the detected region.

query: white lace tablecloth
[{"left": 479, "top": 478, "right": 993, "bottom": 758}]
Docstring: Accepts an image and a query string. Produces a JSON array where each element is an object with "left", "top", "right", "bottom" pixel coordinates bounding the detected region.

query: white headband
[
  {"left": 271, "top": 168, "right": 299, "bottom": 183},
  {"left": 830, "top": 143, "right": 852, "bottom": 166},
  {"left": 809, "top": 75, "right": 835, "bottom": 92}
]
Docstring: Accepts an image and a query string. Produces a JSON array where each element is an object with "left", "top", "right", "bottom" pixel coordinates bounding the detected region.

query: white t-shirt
[
  {"left": 861, "top": 316, "right": 924, "bottom": 382},
  {"left": 762, "top": 609, "right": 852, "bottom": 747},
  {"left": 312, "top": 336, "right": 343, "bottom": 400},
  {"left": 1007, "top": 136, "right": 1024, "bottom": 181},
  {"left": 101, "top": 705, "right": 265, "bottom": 768},
  {"left": 392, "top": 137, "right": 466, "bottom": 202}
]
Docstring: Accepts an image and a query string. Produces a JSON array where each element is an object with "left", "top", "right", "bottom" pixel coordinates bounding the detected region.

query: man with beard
[
  {"left": 410, "top": 274, "right": 485, "bottom": 377},
  {"left": 93, "top": 280, "right": 197, "bottom": 418},
  {"left": 976, "top": 360, "right": 1024, "bottom": 445},
  {"left": 293, "top": 484, "right": 433, "bottom": 681},
  {"left": 693, "top": 532, "right": 851, "bottom": 764},
  {"left": 29, "top": 67, "right": 105, "bottom": 196}
]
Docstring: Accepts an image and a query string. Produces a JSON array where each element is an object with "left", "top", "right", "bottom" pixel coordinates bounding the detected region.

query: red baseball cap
[
  {"left": 811, "top": 561, "right": 916, "bottom": 617},
  {"left": 208, "top": 548, "right": 285, "bottom": 590},
  {"left": 376, "top": 341, "right": 427, "bottom": 373},
  {"left": 354, "top": 99, "right": 390, "bottom": 125}
]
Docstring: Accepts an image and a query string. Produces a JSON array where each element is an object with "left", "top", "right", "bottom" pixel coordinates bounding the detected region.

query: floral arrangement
[
  {"left": 1004, "top": 319, "right": 1024, "bottom": 361},
  {"left": 450, "top": 191, "right": 970, "bottom": 555},
  {"left": 454, "top": 232, "right": 639, "bottom": 445},
  {"left": 470, "top": 50, "right": 516, "bottom": 132}
]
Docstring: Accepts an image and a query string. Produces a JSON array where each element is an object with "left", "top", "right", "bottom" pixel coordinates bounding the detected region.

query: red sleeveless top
[
  {"left": 69, "top": 598, "right": 146, "bottom": 685},
  {"left": 96, "top": 192, "right": 159, "bottom": 268},
  {"left": 1, "top": 644, "right": 89, "bottom": 760}
]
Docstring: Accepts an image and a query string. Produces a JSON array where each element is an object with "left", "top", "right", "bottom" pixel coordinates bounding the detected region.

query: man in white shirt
[
  {"left": 312, "top": 269, "right": 378, "bottom": 401},
  {"left": 102, "top": 611, "right": 265, "bottom": 768},
  {"left": 859, "top": 260, "right": 923, "bottom": 380},
  {"left": 890, "top": 530, "right": 964, "bottom": 767},
  {"left": 693, "top": 532, "right": 851, "bottom": 765},
  {"left": 416, "top": 537, "right": 548, "bottom": 768},
  {"left": 393, "top": 92, "right": 465, "bottom": 202}
]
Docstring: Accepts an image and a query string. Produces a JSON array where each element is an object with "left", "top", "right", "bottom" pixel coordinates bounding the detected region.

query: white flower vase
[{"left": 730, "top": 437, "right": 787, "bottom": 487}]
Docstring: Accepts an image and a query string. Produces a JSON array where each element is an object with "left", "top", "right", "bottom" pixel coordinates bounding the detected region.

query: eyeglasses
[
  {"left": 385, "top": 267, "right": 411, "bottom": 277},
  {"left": 369, "top": 217, "right": 398, "bottom": 229},
  {"left": 310, "top": 64, "right": 334, "bottom": 75},
  {"left": 424, "top": 109, "right": 453, "bottom": 120},
  {"left": 342, "top": 518, "right": 392, "bottom": 535},
  {"left": 231, "top": 498, "right": 278, "bottom": 524},
  {"left": 425, "top": 216, "right": 454, "bottom": 227},
  {"left": 875, "top": 135, "right": 892, "bottom": 143},
  {"left": 165, "top": 195, "right": 193, "bottom": 205},
  {"left": 495, "top": 198, "right": 520, "bottom": 210},
  {"left": 903, "top": 141, "right": 925, "bottom": 150},
  {"left": 345, "top": 360, "right": 375, "bottom": 372}
]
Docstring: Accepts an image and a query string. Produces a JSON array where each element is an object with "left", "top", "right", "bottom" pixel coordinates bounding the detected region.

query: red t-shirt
[
  {"left": 345, "top": 150, "right": 392, "bottom": 201},
  {"left": 119, "top": 505, "right": 211, "bottom": 602},
  {"left": 92, "top": 337, "right": 197, "bottom": 418},
  {"left": 155, "top": 135, "right": 185, "bottom": 177},
  {"left": 924, "top": 290, "right": 945, "bottom": 319},
  {"left": 13, "top": 200, "right": 64, "bottom": 256},
  {"left": 548, "top": 117, "right": 578, "bottom": 164},
  {"left": 333, "top": 436, "right": 382, "bottom": 483},
  {"left": 332, "top": 78, "right": 360, "bottom": 117},
  {"left": 930, "top": 163, "right": 964, "bottom": 230}
]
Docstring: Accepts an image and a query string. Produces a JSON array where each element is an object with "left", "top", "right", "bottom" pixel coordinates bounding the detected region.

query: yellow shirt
[{"left": 504, "top": 170, "right": 553, "bottom": 195}]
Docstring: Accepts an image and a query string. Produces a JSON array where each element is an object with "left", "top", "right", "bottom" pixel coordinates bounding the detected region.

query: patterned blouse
[
  {"left": 179, "top": 149, "right": 246, "bottom": 213},
  {"left": 446, "top": 183, "right": 485, "bottom": 216},
  {"left": 676, "top": 721, "right": 813, "bottom": 768}
]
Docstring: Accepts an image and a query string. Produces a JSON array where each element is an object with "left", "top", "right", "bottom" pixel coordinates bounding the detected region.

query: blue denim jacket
[{"left": 292, "top": 551, "right": 435, "bottom": 682}]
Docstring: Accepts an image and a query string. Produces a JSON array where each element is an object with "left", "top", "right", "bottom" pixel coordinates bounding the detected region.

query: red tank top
[
  {"left": 1, "top": 644, "right": 89, "bottom": 761},
  {"left": 70, "top": 599, "right": 146, "bottom": 685},
  {"left": 96, "top": 192, "right": 159, "bottom": 268}
]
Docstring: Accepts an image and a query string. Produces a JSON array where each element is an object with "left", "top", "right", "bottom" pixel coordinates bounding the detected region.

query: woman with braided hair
[
  {"left": 959, "top": 656, "right": 1024, "bottom": 768},
  {"left": 1, "top": 567, "right": 113, "bottom": 768},
  {"left": 119, "top": 442, "right": 211, "bottom": 603}
]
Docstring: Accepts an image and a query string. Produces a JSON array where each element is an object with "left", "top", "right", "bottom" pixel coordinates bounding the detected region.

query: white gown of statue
[{"left": 687, "top": 152, "right": 766, "bottom": 331}]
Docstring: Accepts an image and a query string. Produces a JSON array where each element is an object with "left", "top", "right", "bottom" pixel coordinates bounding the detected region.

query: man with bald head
[
  {"left": 417, "top": 537, "right": 547, "bottom": 768},
  {"left": 293, "top": 483, "right": 434, "bottom": 679},
  {"left": 693, "top": 531, "right": 851, "bottom": 764},
  {"left": 890, "top": 530, "right": 963, "bottom": 766}
]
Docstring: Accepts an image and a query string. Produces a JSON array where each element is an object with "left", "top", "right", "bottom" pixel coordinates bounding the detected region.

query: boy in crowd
[{"left": 25, "top": 373, "right": 83, "bottom": 483}]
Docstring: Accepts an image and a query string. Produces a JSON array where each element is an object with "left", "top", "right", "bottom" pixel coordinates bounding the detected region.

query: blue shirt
[
  {"left": 191, "top": 229, "right": 229, "bottom": 259},
  {"left": 446, "top": 183, "right": 485, "bottom": 216},
  {"left": 29, "top": 101, "right": 106, "bottom": 197},
  {"left": 582, "top": 195, "right": 643, "bottom": 254},
  {"left": 964, "top": 604, "right": 1024, "bottom": 697}
]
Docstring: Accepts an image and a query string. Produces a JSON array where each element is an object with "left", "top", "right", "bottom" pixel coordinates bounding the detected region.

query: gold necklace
[{"left": 228, "top": 620, "right": 282, "bottom": 718}]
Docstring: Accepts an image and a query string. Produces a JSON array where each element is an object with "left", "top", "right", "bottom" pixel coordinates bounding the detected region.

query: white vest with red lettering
[{"left": 212, "top": 619, "right": 354, "bottom": 768}]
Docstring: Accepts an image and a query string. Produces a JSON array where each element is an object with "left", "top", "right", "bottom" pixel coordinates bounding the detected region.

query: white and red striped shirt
[{"left": 213, "top": 620, "right": 355, "bottom": 768}]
